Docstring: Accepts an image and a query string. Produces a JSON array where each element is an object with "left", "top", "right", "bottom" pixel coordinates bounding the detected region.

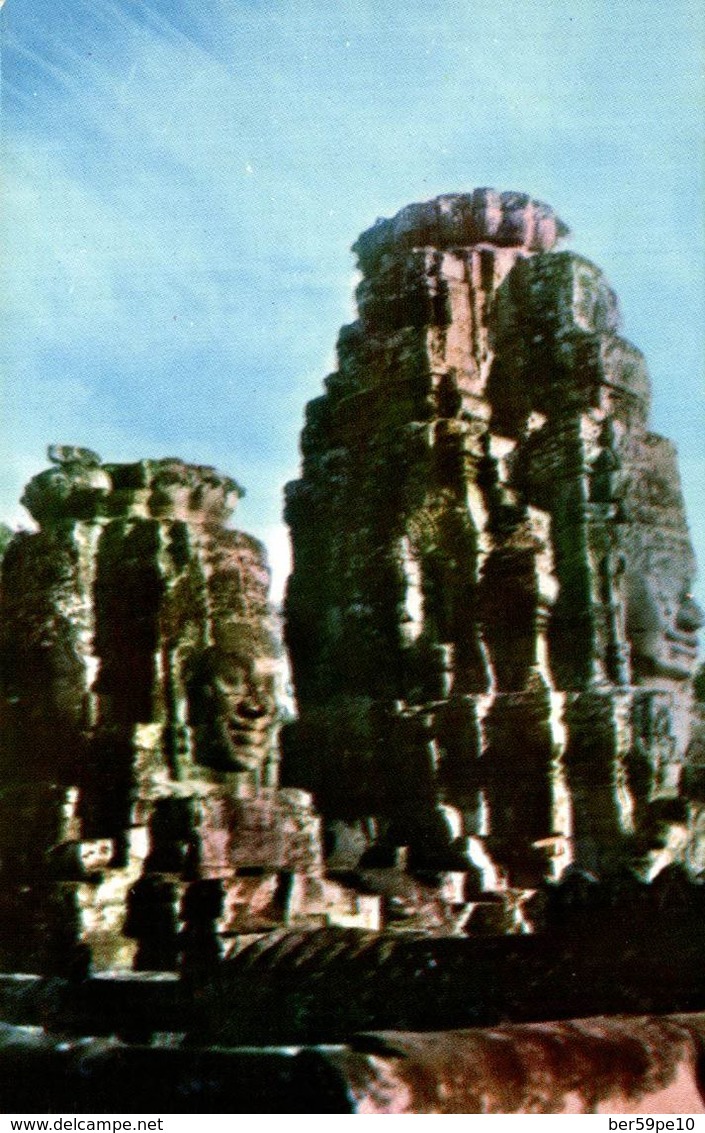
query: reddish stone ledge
[
  {"left": 328, "top": 1014, "right": 705, "bottom": 1113},
  {"left": 1, "top": 1013, "right": 705, "bottom": 1112}
]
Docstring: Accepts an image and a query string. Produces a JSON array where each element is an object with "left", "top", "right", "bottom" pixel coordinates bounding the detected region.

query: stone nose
[
  {"left": 676, "top": 593, "right": 704, "bottom": 634},
  {"left": 236, "top": 695, "right": 267, "bottom": 719}
]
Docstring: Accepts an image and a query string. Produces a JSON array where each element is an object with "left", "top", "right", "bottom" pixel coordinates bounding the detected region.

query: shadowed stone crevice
[
  {"left": 0, "top": 453, "right": 381, "bottom": 974},
  {"left": 284, "top": 187, "right": 702, "bottom": 899},
  {"left": 0, "top": 191, "right": 702, "bottom": 1113}
]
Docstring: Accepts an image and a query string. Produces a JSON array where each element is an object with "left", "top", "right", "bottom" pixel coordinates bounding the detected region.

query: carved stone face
[
  {"left": 212, "top": 651, "right": 277, "bottom": 772},
  {"left": 149, "top": 463, "right": 240, "bottom": 525},
  {"left": 22, "top": 463, "right": 112, "bottom": 524},
  {"left": 191, "top": 468, "right": 241, "bottom": 524},
  {"left": 626, "top": 541, "right": 703, "bottom": 681},
  {"left": 149, "top": 463, "right": 194, "bottom": 520}
]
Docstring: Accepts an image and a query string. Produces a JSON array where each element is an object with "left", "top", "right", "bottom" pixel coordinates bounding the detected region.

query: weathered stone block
[
  {"left": 0, "top": 453, "right": 302, "bottom": 971},
  {"left": 197, "top": 788, "right": 323, "bottom": 877},
  {"left": 285, "top": 188, "right": 701, "bottom": 901}
]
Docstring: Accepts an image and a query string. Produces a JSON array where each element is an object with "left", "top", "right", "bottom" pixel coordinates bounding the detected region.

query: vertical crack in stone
[
  {"left": 284, "top": 188, "right": 702, "bottom": 904},
  {"left": 0, "top": 188, "right": 701, "bottom": 974},
  {"left": 0, "top": 451, "right": 376, "bottom": 973}
]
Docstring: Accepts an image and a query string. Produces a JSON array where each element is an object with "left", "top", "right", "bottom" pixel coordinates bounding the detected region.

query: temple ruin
[
  {"left": 0, "top": 449, "right": 378, "bottom": 975},
  {"left": 283, "top": 188, "right": 703, "bottom": 902},
  {"left": 0, "top": 190, "right": 703, "bottom": 1111}
]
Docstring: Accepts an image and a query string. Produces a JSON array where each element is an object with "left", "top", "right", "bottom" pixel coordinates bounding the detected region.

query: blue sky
[{"left": 1, "top": 0, "right": 703, "bottom": 604}]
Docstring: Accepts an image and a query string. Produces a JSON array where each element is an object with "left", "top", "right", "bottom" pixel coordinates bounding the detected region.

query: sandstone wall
[
  {"left": 284, "top": 188, "right": 702, "bottom": 894},
  {"left": 0, "top": 450, "right": 378, "bottom": 973}
]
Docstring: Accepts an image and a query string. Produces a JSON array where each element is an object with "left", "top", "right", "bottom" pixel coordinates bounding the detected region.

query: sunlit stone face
[
  {"left": 626, "top": 541, "right": 703, "bottom": 681},
  {"left": 148, "top": 461, "right": 240, "bottom": 525},
  {"left": 211, "top": 649, "right": 277, "bottom": 773},
  {"left": 22, "top": 462, "right": 112, "bottom": 524},
  {"left": 196, "top": 478, "right": 240, "bottom": 523},
  {"left": 148, "top": 462, "right": 194, "bottom": 519}
]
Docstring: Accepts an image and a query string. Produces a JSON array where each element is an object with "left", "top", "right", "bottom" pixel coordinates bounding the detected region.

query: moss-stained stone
[
  {"left": 0, "top": 451, "right": 380, "bottom": 973},
  {"left": 284, "top": 189, "right": 702, "bottom": 891}
]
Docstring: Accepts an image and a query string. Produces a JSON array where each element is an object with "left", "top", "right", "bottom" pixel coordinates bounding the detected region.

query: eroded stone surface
[
  {"left": 332, "top": 1015, "right": 705, "bottom": 1113},
  {"left": 0, "top": 188, "right": 701, "bottom": 976},
  {"left": 0, "top": 453, "right": 379, "bottom": 973},
  {"left": 0, "top": 1013, "right": 704, "bottom": 1113},
  {"left": 284, "top": 188, "right": 702, "bottom": 904}
]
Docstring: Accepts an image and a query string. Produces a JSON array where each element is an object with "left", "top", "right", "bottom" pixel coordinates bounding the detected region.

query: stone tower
[
  {"left": 0, "top": 449, "right": 377, "bottom": 973},
  {"left": 283, "top": 189, "right": 702, "bottom": 888}
]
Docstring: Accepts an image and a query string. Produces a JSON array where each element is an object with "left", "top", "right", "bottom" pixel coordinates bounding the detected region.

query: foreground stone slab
[
  {"left": 0, "top": 1014, "right": 704, "bottom": 1113},
  {"left": 330, "top": 1014, "right": 705, "bottom": 1113}
]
